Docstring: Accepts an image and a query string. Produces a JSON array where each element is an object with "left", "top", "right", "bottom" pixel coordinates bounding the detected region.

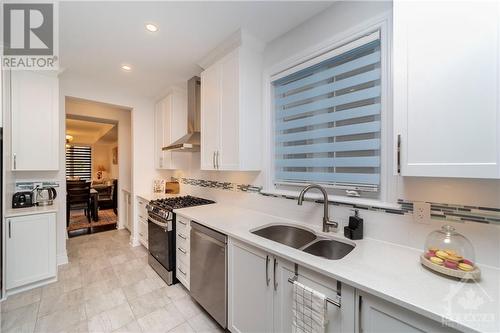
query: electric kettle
[{"left": 35, "top": 186, "right": 57, "bottom": 206}]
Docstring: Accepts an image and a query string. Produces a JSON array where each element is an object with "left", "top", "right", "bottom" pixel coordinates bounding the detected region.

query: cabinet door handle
[
  {"left": 177, "top": 219, "right": 187, "bottom": 226},
  {"left": 397, "top": 134, "right": 401, "bottom": 175},
  {"left": 178, "top": 267, "right": 187, "bottom": 276},
  {"left": 273, "top": 258, "right": 278, "bottom": 291},
  {"left": 216, "top": 151, "right": 219, "bottom": 170},
  {"left": 13, "top": 153, "right": 16, "bottom": 170},
  {"left": 178, "top": 247, "right": 187, "bottom": 254},
  {"left": 212, "top": 151, "right": 216, "bottom": 169},
  {"left": 178, "top": 233, "right": 187, "bottom": 240},
  {"left": 265, "top": 255, "right": 270, "bottom": 286},
  {"left": 8, "top": 220, "right": 11, "bottom": 238}
]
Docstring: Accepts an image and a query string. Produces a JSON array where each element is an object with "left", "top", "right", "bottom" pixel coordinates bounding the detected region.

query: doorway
[{"left": 65, "top": 97, "right": 132, "bottom": 237}]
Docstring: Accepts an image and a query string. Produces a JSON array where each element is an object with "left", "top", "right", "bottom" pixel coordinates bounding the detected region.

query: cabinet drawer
[
  {"left": 137, "top": 198, "right": 148, "bottom": 216},
  {"left": 139, "top": 219, "right": 148, "bottom": 239},
  {"left": 177, "top": 244, "right": 189, "bottom": 264},
  {"left": 176, "top": 231, "right": 189, "bottom": 247},
  {"left": 177, "top": 260, "right": 189, "bottom": 290},
  {"left": 176, "top": 216, "right": 190, "bottom": 233}
]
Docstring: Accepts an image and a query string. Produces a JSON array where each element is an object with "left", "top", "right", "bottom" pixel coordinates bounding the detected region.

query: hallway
[{"left": 0, "top": 230, "right": 222, "bottom": 333}]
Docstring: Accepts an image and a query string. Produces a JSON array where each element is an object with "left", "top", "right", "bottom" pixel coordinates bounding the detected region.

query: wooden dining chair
[{"left": 66, "top": 180, "right": 92, "bottom": 227}]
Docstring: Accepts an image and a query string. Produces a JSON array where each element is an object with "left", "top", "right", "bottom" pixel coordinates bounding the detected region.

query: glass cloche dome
[{"left": 423, "top": 225, "right": 476, "bottom": 272}]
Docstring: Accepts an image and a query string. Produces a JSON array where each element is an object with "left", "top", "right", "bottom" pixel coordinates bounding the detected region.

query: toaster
[{"left": 12, "top": 191, "right": 34, "bottom": 209}]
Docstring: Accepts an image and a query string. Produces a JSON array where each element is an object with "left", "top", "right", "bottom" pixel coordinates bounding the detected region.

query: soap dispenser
[{"left": 344, "top": 209, "right": 363, "bottom": 240}]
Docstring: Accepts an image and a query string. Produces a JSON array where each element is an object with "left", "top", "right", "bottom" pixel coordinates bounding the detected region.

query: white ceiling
[
  {"left": 59, "top": 1, "right": 333, "bottom": 99},
  {"left": 66, "top": 119, "right": 117, "bottom": 145}
]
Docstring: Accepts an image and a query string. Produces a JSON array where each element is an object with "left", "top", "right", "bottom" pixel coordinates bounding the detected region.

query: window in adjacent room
[
  {"left": 272, "top": 31, "right": 382, "bottom": 199},
  {"left": 66, "top": 145, "right": 92, "bottom": 180}
]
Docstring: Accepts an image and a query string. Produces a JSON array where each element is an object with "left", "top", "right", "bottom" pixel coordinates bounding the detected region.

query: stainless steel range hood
[{"left": 163, "top": 76, "right": 201, "bottom": 152}]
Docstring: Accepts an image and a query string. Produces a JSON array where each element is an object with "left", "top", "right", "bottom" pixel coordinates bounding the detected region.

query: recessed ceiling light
[
  {"left": 145, "top": 23, "right": 158, "bottom": 32},
  {"left": 121, "top": 65, "right": 132, "bottom": 71}
]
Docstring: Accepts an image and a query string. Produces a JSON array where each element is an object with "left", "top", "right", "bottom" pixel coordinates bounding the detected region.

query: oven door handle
[{"left": 148, "top": 216, "right": 171, "bottom": 230}]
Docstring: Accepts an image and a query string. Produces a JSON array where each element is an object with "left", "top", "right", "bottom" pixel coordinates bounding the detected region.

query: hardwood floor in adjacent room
[{"left": 67, "top": 209, "right": 118, "bottom": 238}]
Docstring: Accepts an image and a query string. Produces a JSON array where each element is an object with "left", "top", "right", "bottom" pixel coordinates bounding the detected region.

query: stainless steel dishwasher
[{"left": 190, "top": 221, "right": 227, "bottom": 328}]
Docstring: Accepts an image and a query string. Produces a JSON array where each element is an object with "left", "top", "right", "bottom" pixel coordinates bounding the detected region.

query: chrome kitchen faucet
[{"left": 297, "top": 184, "right": 338, "bottom": 232}]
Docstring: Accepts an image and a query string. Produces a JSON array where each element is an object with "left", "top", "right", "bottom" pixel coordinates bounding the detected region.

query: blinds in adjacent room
[
  {"left": 273, "top": 31, "right": 382, "bottom": 191},
  {"left": 66, "top": 145, "right": 92, "bottom": 180}
]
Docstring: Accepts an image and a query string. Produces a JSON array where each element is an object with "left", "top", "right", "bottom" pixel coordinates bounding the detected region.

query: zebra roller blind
[
  {"left": 273, "top": 32, "right": 381, "bottom": 191},
  {"left": 66, "top": 145, "right": 92, "bottom": 180}
]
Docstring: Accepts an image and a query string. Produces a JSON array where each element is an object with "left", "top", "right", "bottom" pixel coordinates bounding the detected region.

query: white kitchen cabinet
[
  {"left": 200, "top": 46, "right": 262, "bottom": 171},
  {"left": 175, "top": 215, "right": 190, "bottom": 290},
  {"left": 228, "top": 239, "right": 273, "bottom": 333},
  {"left": 5, "top": 213, "right": 56, "bottom": 290},
  {"left": 275, "top": 261, "right": 355, "bottom": 333},
  {"left": 394, "top": 1, "right": 500, "bottom": 178},
  {"left": 358, "top": 292, "right": 459, "bottom": 333},
  {"left": 228, "top": 238, "right": 354, "bottom": 333},
  {"left": 10, "top": 71, "right": 59, "bottom": 171},
  {"left": 154, "top": 90, "right": 187, "bottom": 170},
  {"left": 200, "top": 64, "right": 221, "bottom": 170},
  {"left": 136, "top": 196, "right": 148, "bottom": 248}
]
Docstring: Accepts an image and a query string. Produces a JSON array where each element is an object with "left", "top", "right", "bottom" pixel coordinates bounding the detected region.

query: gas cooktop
[{"left": 149, "top": 195, "right": 215, "bottom": 211}]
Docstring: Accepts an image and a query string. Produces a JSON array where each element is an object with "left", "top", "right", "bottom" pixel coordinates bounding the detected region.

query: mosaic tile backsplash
[{"left": 173, "top": 177, "right": 500, "bottom": 225}]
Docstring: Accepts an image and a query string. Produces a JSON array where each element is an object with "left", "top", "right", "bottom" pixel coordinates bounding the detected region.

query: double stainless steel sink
[{"left": 251, "top": 224, "right": 354, "bottom": 260}]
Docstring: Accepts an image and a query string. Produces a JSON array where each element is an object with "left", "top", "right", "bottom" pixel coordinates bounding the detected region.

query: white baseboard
[
  {"left": 5, "top": 276, "right": 58, "bottom": 297},
  {"left": 57, "top": 252, "right": 69, "bottom": 266}
]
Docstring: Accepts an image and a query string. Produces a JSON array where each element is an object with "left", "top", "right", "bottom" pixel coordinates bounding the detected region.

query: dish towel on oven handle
[{"left": 292, "top": 280, "right": 327, "bottom": 333}]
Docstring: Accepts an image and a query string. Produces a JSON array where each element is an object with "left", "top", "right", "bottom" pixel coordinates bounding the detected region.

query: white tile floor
[{"left": 0, "top": 229, "right": 224, "bottom": 333}]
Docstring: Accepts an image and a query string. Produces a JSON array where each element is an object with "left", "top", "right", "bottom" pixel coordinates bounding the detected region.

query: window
[
  {"left": 272, "top": 31, "right": 382, "bottom": 197},
  {"left": 66, "top": 145, "right": 92, "bottom": 180}
]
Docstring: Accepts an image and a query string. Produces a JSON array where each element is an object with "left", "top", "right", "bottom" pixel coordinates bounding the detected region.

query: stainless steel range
[{"left": 146, "top": 195, "right": 215, "bottom": 285}]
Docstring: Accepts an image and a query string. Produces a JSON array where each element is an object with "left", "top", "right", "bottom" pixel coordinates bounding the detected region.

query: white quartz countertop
[
  {"left": 174, "top": 203, "right": 500, "bottom": 333},
  {"left": 5, "top": 202, "right": 58, "bottom": 218}
]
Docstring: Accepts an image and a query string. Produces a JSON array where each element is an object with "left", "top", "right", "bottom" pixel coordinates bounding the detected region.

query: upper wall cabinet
[
  {"left": 154, "top": 90, "right": 187, "bottom": 170},
  {"left": 394, "top": 1, "right": 500, "bottom": 178},
  {"left": 11, "top": 71, "right": 59, "bottom": 171},
  {"left": 200, "top": 32, "right": 263, "bottom": 171}
]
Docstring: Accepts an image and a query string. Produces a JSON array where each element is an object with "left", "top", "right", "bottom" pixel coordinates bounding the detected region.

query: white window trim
[{"left": 261, "top": 13, "right": 398, "bottom": 207}]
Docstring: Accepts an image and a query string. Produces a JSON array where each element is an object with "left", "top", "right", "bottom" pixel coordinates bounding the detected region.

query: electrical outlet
[{"left": 413, "top": 202, "right": 431, "bottom": 224}]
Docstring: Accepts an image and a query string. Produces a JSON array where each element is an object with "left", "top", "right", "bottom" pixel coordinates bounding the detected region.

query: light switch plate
[{"left": 413, "top": 202, "right": 431, "bottom": 224}]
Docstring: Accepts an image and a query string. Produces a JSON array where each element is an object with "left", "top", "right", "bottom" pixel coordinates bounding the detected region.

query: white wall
[
  {"left": 92, "top": 143, "right": 113, "bottom": 180},
  {"left": 155, "top": 1, "right": 500, "bottom": 268}
]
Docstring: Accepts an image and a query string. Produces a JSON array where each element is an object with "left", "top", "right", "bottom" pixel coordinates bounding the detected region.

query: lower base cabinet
[
  {"left": 228, "top": 240, "right": 273, "bottom": 332},
  {"left": 136, "top": 196, "right": 148, "bottom": 248},
  {"left": 176, "top": 215, "right": 191, "bottom": 290},
  {"left": 6, "top": 213, "right": 56, "bottom": 290},
  {"left": 358, "top": 292, "right": 460, "bottom": 333},
  {"left": 229, "top": 237, "right": 457, "bottom": 333},
  {"left": 228, "top": 238, "right": 355, "bottom": 333},
  {"left": 275, "top": 262, "right": 355, "bottom": 333}
]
